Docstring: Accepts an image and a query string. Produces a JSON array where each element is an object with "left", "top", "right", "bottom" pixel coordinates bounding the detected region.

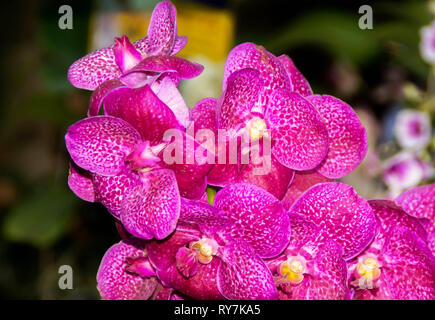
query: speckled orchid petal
[
  {"left": 88, "top": 79, "right": 125, "bottom": 117},
  {"left": 265, "top": 90, "right": 329, "bottom": 171},
  {"left": 160, "top": 132, "right": 213, "bottom": 199},
  {"left": 179, "top": 198, "right": 231, "bottom": 237},
  {"left": 104, "top": 85, "right": 182, "bottom": 144},
  {"left": 214, "top": 183, "right": 290, "bottom": 258},
  {"left": 171, "top": 36, "right": 188, "bottom": 55},
  {"left": 217, "top": 68, "right": 263, "bottom": 131},
  {"left": 121, "top": 169, "right": 180, "bottom": 240},
  {"left": 381, "top": 226, "right": 435, "bottom": 300},
  {"left": 190, "top": 98, "right": 218, "bottom": 136},
  {"left": 65, "top": 116, "right": 141, "bottom": 176},
  {"left": 307, "top": 241, "right": 349, "bottom": 300},
  {"left": 306, "top": 95, "right": 368, "bottom": 179},
  {"left": 396, "top": 183, "right": 435, "bottom": 233},
  {"left": 237, "top": 142, "right": 294, "bottom": 200},
  {"left": 289, "top": 182, "right": 376, "bottom": 260},
  {"left": 207, "top": 135, "right": 241, "bottom": 186},
  {"left": 158, "top": 258, "right": 223, "bottom": 300},
  {"left": 367, "top": 200, "right": 427, "bottom": 252},
  {"left": 286, "top": 213, "right": 319, "bottom": 253},
  {"left": 96, "top": 240, "right": 158, "bottom": 300},
  {"left": 68, "top": 162, "right": 95, "bottom": 202},
  {"left": 151, "top": 76, "right": 190, "bottom": 128},
  {"left": 146, "top": 0, "right": 177, "bottom": 56},
  {"left": 68, "top": 46, "right": 123, "bottom": 91},
  {"left": 223, "top": 42, "right": 291, "bottom": 110},
  {"left": 123, "top": 55, "right": 204, "bottom": 81},
  {"left": 146, "top": 228, "right": 200, "bottom": 272},
  {"left": 278, "top": 54, "right": 312, "bottom": 97},
  {"left": 93, "top": 168, "right": 140, "bottom": 219},
  {"left": 217, "top": 240, "right": 278, "bottom": 300},
  {"left": 282, "top": 170, "right": 331, "bottom": 210}
]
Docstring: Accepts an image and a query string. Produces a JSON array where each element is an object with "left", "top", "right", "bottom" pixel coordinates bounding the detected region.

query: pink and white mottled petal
[
  {"left": 65, "top": 116, "right": 141, "bottom": 176},
  {"left": 290, "top": 182, "right": 376, "bottom": 260},
  {"left": 151, "top": 76, "right": 190, "bottom": 128},
  {"left": 217, "top": 241, "right": 278, "bottom": 300},
  {"left": 68, "top": 162, "right": 95, "bottom": 202},
  {"left": 147, "top": 1, "right": 177, "bottom": 55},
  {"left": 92, "top": 168, "right": 140, "bottom": 219},
  {"left": 190, "top": 98, "right": 218, "bottom": 136},
  {"left": 278, "top": 54, "right": 312, "bottom": 97},
  {"left": 306, "top": 95, "right": 368, "bottom": 179},
  {"left": 157, "top": 258, "right": 223, "bottom": 299},
  {"left": 395, "top": 183, "right": 435, "bottom": 223},
  {"left": 104, "top": 85, "right": 183, "bottom": 144},
  {"left": 223, "top": 43, "right": 291, "bottom": 110},
  {"left": 307, "top": 241, "right": 349, "bottom": 300},
  {"left": 368, "top": 200, "right": 427, "bottom": 252},
  {"left": 214, "top": 183, "right": 290, "bottom": 258},
  {"left": 171, "top": 36, "right": 188, "bottom": 55},
  {"left": 88, "top": 79, "right": 125, "bottom": 117},
  {"left": 265, "top": 90, "right": 329, "bottom": 171},
  {"left": 286, "top": 213, "right": 319, "bottom": 254},
  {"left": 68, "top": 46, "right": 122, "bottom": 90},
  {"left": 381, "top": 226, "right": 435, "bottom": 300},
  {"left": 207, "top": 136, "right": 241, "bottom": 186},
  {"left": 121, "top": 169, "right": 180, "bottom": 240},
  {"left": 96, "top": 240, "right": 157, "bottom": 300},
  {"left": 282, "top": 170, "right": 331, "bottom": 210},
  {"left": 124, "top": 56, "right": 204, "bottom": 80},
  {"left": 217, "top": 68, "right": 263, "bottom": 131}
]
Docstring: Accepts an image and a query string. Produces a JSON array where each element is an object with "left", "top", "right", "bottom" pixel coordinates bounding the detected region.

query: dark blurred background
[{"left": 0, "top": 0, "right": 433, "bottom": 299}]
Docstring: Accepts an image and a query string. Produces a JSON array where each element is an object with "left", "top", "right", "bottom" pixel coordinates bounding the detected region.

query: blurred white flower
[
  {"left": 420, "top": 21, "right": 435, "bottom": 64},
  {"left": 393, "top": 109, "right": 431, "bottom": 150},
  {"left": 382, "top": 152, "right": 428, "bottom": 197}
]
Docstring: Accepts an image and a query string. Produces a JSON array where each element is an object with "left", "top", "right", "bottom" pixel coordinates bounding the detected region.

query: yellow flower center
[
  {"left": 279, "top": 257, "right": 306, "bottom": 285},
  {"left": 247, "top": 117, "right": 267, "bottom": 140},
  {"left": 355, "top": 257, "right": 381, "bottom": 283},
  {"left": 190, "top": 238, "right": 218, "bottom": 265}
]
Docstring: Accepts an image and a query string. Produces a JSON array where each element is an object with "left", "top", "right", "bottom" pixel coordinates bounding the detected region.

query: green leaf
[{"left": 2, "top": 185, "right": 76, "bottom": 248}]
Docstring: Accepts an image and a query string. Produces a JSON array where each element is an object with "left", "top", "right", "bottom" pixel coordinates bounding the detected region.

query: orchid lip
[
  {"left": 125, "top": 141, "right": 166, "bottom": 171},
  {"left": 352, "top": 254, "right": 382, "bottom": 289},
  {"left": 113, "top": 35, "right": 143, "bottom": 74}
]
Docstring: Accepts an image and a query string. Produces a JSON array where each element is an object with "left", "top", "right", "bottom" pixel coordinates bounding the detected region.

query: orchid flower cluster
[{"left": 65, "top": 1, "right": 435, "bottom": 300}]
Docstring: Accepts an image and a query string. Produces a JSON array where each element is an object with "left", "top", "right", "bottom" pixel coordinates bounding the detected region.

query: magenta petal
[
  {"left": 306, "top": 95, "right": 368, "bottom": 179},
  {"left": 237, "top": 142, "right": 294, "bottom": 200},
  {"left": 289, "top": 182, "right": 376, "bottom": 260},
  {"left": 214, "top": 183, "right": 290, "bottom": 258},
  {"left": 368, "top": 200, "right": 427, "bottom": 251},
  {"left": 146, "top": 0, "right": 177, "bottom": 55},
  {"left": 125, "top": 256, "right": 157, "bottom": 278},
  {"left": 68, "top": 46, "right": 122, "bottom": 90},
  {"left": 282, "top": 170, "right": 331, "bottom": 210},
  {"left": 223, "top": 42, "right": 291, "bottom": 109},
  {"left": 175, "top": 247, "right": 198, "bottom": 278},
  {"left": 396, "top": 183, "right": 435, "bottom": 232},
  {"left": 104, "top": 85, "right": 183, "bottom": 144},
  {"left": 306, "top": 240, "right": 349, "bottom": 300},
  {"left": 265, "top": 90, "right": 329, "bottom": 171},
  {"left": 190, "top": 98, "right": 218, "bottom": 136},
  {"left": 151, "top": 76, "right": 190, "bottom": 128},
  {"left": 157, "top": 258, "right": 223, "bottom": 300},
  {"left": 160, "top": 132, "right": 213, "bottom": 199},
  {"left": 96, "top": 240, "right": 158, "bottom": 300},
  {"left": 121, "top": 169, "right": 180, "bottom": 240},
  {"left": 278, "top": 54, "right": 312, "bottom": 96},
  {"left": 93, "top": 168, "right": 140, "bottom": 219},
  {"left": 217, "top": 240, "right": 278, "bottom": 300},
  {"left": 68, "top": 162, "right": 95, "bottom": 202},
  {"left": 146, "top": 229, "right": 200, "bottom": 272},
  {"left": 123, "top": 55, "right": 204, "bottom": 80},
  {"left": 381, "top": 226, "right": 435, "bottom": 300},
  {"left": 286, "top": 213, "right": 319, "bottom": 253},
  {"left": 88, "top": 79, "right": 124, "bottom": 117},
  {"left": 65, "top": 116, "right": 141, "bottom": 176},
  {"left": 171, "top": 36, "right": 188, "bottom": 55},
  {"left": 217, "top": 68, "right": 263, "bottom": 131}
]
